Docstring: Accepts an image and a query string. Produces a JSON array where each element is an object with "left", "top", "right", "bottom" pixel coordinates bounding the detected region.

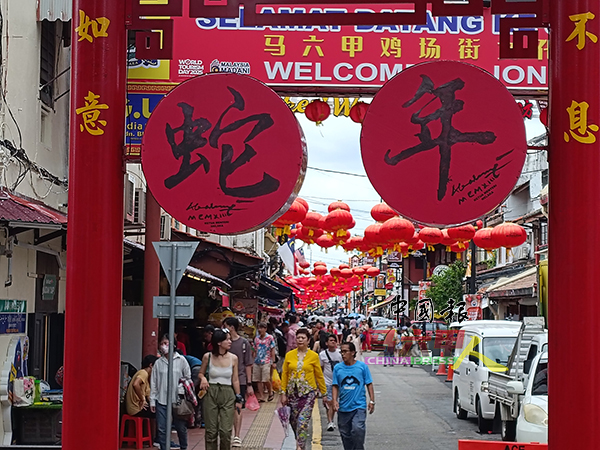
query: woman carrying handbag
[{"left": 198, "top": 329, "right": 244, "bottom": 450}]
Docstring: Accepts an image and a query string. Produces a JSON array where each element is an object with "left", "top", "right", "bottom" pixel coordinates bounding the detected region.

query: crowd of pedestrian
[{"left": 122, "top": 311, "right": 381, "bottom": 450}]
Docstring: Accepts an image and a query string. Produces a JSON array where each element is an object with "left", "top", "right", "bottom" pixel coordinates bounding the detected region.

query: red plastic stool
[{"left": 120, "top": 414, "right": 153, "bottom": 449}]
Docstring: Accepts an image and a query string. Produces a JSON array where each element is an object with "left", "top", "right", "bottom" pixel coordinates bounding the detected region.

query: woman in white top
[
  {"left": 199, "top": 329, "right": 244, "bottom": 449},
  {"left": 347, "top": 327, "right": 363, "bottom": 362}
]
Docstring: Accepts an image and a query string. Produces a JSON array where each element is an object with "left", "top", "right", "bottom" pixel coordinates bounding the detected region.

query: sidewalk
[
  {"left": 140, "top": 393, "right": 339, "bottom": 450},
  {"left": 138, "top": 395, "right": 288, "bottom": 450}
]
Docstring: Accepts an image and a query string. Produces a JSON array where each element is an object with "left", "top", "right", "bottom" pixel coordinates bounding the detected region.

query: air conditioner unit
[
  {"left": 196, "top": 229, "right": 210, "bottom": 238},
  {"left": 124, "top": 174, "right": 135, "bottom": 223},
  {"left": 160, "top": 214, "right": 171, "bottom": 240},
  {"left": 134, "top": 188, "right": 146, "bottom": 224}
]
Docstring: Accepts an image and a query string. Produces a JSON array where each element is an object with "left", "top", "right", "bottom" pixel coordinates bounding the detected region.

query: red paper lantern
[
  {"left": 491, "top": 223, "right": 527, "bottom": 249},
  {"left": 314, "top": 261, "right": 326, "bottom": 267},
  {"left": 299, "top": 260, "right": 310, "bottom": 269},
  {"left": 273, "top": 200, "right": 307, "bottom": 236},
  {"left": 419, "top": 227, "right": 443, "bottom": 250},
  {"left": 353, "top": 267, "right": 365, "bottom": 277},
  {"left": 366, "top": 267, "right": 380, "bottom": 278},
  {"left": 324, "top": 208, "right": 355, "bottom": 237},
  {"left": 301, "top": 211, "right": 323, "bottom": 236},
  {"left": 340, "top": 268, "right": 354, "bottom": 279},
  {"left": 476, "top": 220, "right": 484, "bottom": 229},
  {"left": 473, "top": 227, "right": 501, "bottom": 250},
  {"left": 305, "top": 99, "right": 330, "bottom": 125},
  {"left": 364, "top": 223, "right": 387, "bottom": 247},
  {"left": 371, "top": 202, "right": 398, "bottom": 222},
  {"left": 411, "top": 240, "right": 425, "bottom": 251},
  {"left": 328, "top": 201, "right": 350, "bottom": 213},
  {"left": 349, "top": 101, "right": 369, "bottom": 124},
  {"left": 341, "top": 236, "right": 359, "bottom": 251},
  {"left": 297, "top": 226, "right": 323, "bottom": 244},
  {"left": 440, "top": 229, "right": 456, "bottom": 249},
  {"left": 312, "top": 265, "right": 327, "bottom": 276},
  {"left": 339, "top": 263, "right": 350, "bottom": 269},
  {"left": 295, "top": 197, "right": 309, "bottom": 210},
  {"left": 330, "top": 267, "right": 341, "bottom": 279},
  {"left": 405, "top": 231, "right": 419, "bottom": 245},
  {"left": 316, "top": 234, "right": 336, "bottom": 250},
  {"left": 399, "top": 242, "right": 410, "bottom": 257},
  {"left": 380, "top": 217, "right": 415, "bottom": 244},
  {"left": 447, "top": 224, "right": 476, "bottom": 242}
]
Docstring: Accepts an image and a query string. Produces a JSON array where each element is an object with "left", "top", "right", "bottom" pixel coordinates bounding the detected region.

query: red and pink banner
[{"left": 130, "top": 6, "right": 548, "bottom": 90}]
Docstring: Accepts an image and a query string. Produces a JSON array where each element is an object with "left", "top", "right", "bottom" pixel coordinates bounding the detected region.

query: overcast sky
[{"left": 293, "top": 100, "right": 547, "bottom": 270}]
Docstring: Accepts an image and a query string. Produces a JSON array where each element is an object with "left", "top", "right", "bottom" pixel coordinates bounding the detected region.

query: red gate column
[
  {"left": 549, "top": 0, "right": 600, "bottom": 447},
  {"left": 143, "top": 191, "right": 161, "bottom": 356},
  {"left": 63, "top": 0, "right": 126, "bottom": 448}
]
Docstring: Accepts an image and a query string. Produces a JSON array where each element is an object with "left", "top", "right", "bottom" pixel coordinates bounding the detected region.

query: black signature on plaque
[
  {"left": 164, "top": 87, "right": 280, "bottom": 198},
  {"left": 384, "top": 75, "right": 496, "bottom": 201},
  {"left": 451, "top": 149, "right": 514, "bottom": 197}
]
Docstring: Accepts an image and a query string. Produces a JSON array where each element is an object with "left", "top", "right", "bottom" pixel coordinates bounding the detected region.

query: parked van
[{"left": 452, "top": 320, "right": 521, "bottom": 433}]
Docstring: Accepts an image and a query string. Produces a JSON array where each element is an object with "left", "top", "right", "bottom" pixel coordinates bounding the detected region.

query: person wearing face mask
[
  {"left": 150, "top": 335, "right": 192, "bottom": 450},
  {"left": 198, "top": 329, "right": 243, "bottom": 450}
]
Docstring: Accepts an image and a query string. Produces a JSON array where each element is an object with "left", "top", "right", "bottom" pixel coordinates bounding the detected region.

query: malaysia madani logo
[{"left": 210, "top": 59, "right": 251, "bottom": 74}]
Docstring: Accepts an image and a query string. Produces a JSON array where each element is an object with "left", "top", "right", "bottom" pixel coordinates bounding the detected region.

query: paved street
[{"left": 317, "top": 352, "right": 496, "bottom": 450}]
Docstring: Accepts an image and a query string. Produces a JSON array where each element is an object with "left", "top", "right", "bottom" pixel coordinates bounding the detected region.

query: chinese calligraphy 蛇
[
  {"left": 76, "top": 91, "right": 109, "bottom": 136},
  {"left": 75, "top": 10, "right": 110, "bottom": 43},
  {"left": 165, "top": 87, "right": 280, "bottom": 198},
  {"left": 566, "top": 12, "right": 598, "bottom": 50},
  {"left": 384, "top": 75, "right": 497, "bottom": 201},
  {"left": 564, "top": 100, "right": 599, "bottom": 144}
]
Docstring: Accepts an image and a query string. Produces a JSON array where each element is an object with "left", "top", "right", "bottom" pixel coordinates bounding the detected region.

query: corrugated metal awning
[{"left": 37, "top": 0, "right": 72, "bottom": 22}]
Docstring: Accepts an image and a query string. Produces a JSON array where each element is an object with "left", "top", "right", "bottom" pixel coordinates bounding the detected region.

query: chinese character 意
[
  {"left": 303, "top": 35, "right": 325, "bottom": 57},
  {"left": 564, "top": 100, "right": 599, "bottom": 144},
  {"left": 75, "top": 91, "right": 109, "bottom": 136},
  {"left": 538, "top": 39, "right": 549, "bottom": 60},
  {"left": 165, "top": 87, "right": 280, "bottom": 199},
  {"left": 566, "top": 12, "right": 598, "bottom": 50},
  {"left": 381, "top": 38, "right": 401, "bottom": 58},
  {"left": 342, "top": 36, "right": 363, "bottom": 57},
  {"left": 264, "top": 35, "right": 285, "bottom": 56},
  {"left": 75, "top": 10, "right": 110, "bottom": 43},
  {"left": 384, "top": 75, "right": 496, "bottom": 201},
  {"left": 419, "top": 38, "right": 441, "bottom": 59},
  {"left": 416, "top": 297, "right": 434, "bottom": 322},
  {"left": 458, "top": 38, "right": 480, "bottom": 60}
]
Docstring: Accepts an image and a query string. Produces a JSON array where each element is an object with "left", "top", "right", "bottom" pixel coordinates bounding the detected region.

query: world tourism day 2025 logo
[{"left": 210, "top": 59, "right": 251, "bottom": 74}]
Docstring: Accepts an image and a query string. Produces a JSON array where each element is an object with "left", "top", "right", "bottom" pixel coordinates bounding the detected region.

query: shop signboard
[
  {"left": 464, "top": 294, "right": 483, "bottom": 321},
  {"left": 142, "top": 73, "right": 307, "bottom": 234},
  {"left": 418, "top": 281, "right": 431, "bottom": 301},
  {"left": 148, "top": 7, "right": 547, "bottom": 90},
  {"left": 362, "top": 60, "right": 528, "bottom": 226},
  {"left": 387, "top": 250, "right": 402, "bottom": 268},
  {"left": 0, "top": 300, "right": 26, "bottom": 334},
  {"left": 42, "top": 275, "right": 57, "bottom": 301},
  {"left": 126, "top": 84, "right": 175, "bottom": 160}
]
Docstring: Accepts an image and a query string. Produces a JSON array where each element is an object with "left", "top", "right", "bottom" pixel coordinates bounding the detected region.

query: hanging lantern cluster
[{"left": 272, "top": 198, "right": 308, "bottom": 244}]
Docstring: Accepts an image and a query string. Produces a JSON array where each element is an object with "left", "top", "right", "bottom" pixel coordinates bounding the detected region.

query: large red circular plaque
[
  {"left": 142, "top": 73, "right": 307, "bottom": 234},
  {"left": 361, "top": 61, "right": 527, "bottom": 226}
]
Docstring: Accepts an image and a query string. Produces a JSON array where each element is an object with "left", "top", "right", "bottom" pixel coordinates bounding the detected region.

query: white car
[{"left": 513, "top": 352, "right": 548, "bottom": 443}]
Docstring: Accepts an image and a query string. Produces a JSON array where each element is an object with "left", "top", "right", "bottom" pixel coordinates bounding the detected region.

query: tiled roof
[{"left": 0, "top": 188, "right": 66, "bottom": 225}]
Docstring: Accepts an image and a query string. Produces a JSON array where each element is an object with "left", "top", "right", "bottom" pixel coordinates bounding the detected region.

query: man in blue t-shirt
[{"left": 332, "top": 341, "right": 375, "bottom": 450}]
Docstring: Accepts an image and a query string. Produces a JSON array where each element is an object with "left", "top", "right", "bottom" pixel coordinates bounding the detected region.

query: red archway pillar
[
  {"left": 63, "top": 0, "right": 126, "bottom": 448},
  {"left": 549, "top": 1, "right": 600, "bottom": 447}
]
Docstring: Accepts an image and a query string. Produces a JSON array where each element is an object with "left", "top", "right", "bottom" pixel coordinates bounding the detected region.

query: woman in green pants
[{"left": 199, "top": 329, "right": 244, "bottom": 450}]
